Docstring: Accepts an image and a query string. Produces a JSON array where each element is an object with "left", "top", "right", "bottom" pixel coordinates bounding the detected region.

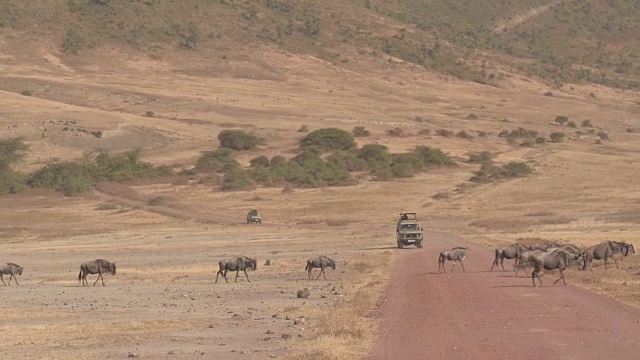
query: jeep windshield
[{"left": 400, "top": 224, "right": 420, "bottom": 231}]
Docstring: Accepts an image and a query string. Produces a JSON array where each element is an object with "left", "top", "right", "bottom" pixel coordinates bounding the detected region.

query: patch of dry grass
[
  {"left": 596, "top": 209, "right": 640, "bottom": 224},
  {"left": 285, "top": 252, "right": 393, "bottom": 360}
]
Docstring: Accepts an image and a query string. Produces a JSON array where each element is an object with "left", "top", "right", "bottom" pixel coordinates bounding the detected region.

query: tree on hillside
[
  {"left": 0, "top": 137, "right": 29, "bottom": 172},
  {"left": 555, "top": 116, "right": 569, "bottom": 127}
]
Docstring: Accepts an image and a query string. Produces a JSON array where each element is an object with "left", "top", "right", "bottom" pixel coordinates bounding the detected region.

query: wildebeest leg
[
  {"left": 450, "top": 260, "right": 456, "bottom": 273},
  {"left": 215, "top": 270, "right": 221, "bottom": 284},
  {"left": 553, "top": 268, "right": 566, "bottom": 286},
  {"left": 604, "top": 257, "right": 608, "bottom": 270},
  {"left": 500, "top": 257, "right": 506, "bottom": 271},
  {"left": 0, "top": 274, "right": 5, "bottom": 286},
  {"left": 316, "top": 266, "right": 324, "bottom": 279},
  {"left": 322, "top": 266, "right": 328, "bottom": 280},
  {"left": 244, "top": 269, "right": 251, "bottom": 283},
  {"left": 460, "top": 260, "right": 466, "bottom": 273},
  {"left": 234, "top": 269, "right": 240, "bottom": 282},
  {"left": 307, "top": 267, "right": 312, "bottom": 280},
  {"left": 10, "top": 273, "right": 19, "bottom": 286},
  {"left": 93, "top": 271, "right": 103, "bottom": 286}
]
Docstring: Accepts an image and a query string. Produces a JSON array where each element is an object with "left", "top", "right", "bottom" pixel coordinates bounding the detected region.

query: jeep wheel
[
  {"left": 417, "top": 241, "right": 423, "bottom": 249},
  {"left": 397, "top": 242, "right": 403, "bottom": 249}
]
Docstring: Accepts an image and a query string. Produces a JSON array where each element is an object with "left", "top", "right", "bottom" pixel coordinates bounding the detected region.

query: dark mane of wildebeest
[
  {"left": 492, "top": 243, "right": 529, "bottom": 271},
  {"left": 608, "top": 241, "right": 635, "bottom": 264},
  {"left": 78, "top": 259, "right": 116, "bottom": 287},
  {"left": 1, "top": 263, "right": 23, "bottom": 286},
  {"left": 438, "top": 247, "right": 470, "bottom": 273},
  {"left": 305, "top": 256, "right": 336, "bottom": 280},
  {"left": 215, "top": 255, "right": 257, "bottom": 284},
  {"left": 582, "top": 241, "right": 619, "bottom": 271},
  {"left": 531, "top": 249, "right": 582, "bottom": 287}
]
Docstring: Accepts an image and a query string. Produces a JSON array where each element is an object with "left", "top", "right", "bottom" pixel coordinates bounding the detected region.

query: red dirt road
[{"left": 370, "top": 231, "right": 640, "bottom": 360}]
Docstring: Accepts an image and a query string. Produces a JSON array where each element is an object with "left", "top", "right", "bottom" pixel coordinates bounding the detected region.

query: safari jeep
[
  {"left": 247, "top": 209, "right": 262, "bottom": 224},
  {"left": 396, "top": 212, "right": 424, "bottom": 249}
]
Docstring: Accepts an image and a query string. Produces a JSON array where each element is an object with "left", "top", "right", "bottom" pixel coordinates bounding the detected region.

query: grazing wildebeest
[
  {"left": 215, "top": 256, "right": 257, "bottom": 284},
  {"left": 78, "top": 259, "right": 116, "bottom": 287},
  {"left": 305, "top": 256, "right": 336, "bottom": 280},
  {"left": 1, "top": 263, "right": 23, "bottom": 286},
  {"left": 582, "top": 241, "right": 617, "bottom": 271},
  {"left": 529, "top": 241, "right": 560, "bottom": 251},
  {"left": 609, "top": 241, "right": 635, "bottom": 265},
  {"left": 531, "top": 249, "right": 582, "bottom": 287},
  {"left": 492, "top": 243, "right": 529, "bottom": 271},
  {"left": 438, "top": 247, "right": 470, "bottom": 273}
]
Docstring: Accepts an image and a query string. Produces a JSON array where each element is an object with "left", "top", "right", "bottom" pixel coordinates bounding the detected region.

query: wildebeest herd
[
  {"left": 489, "top": 240, "right": 635, "bottom": 287},
  {"left": 1, "top": 255, "right": 337, "bottom": 287}
]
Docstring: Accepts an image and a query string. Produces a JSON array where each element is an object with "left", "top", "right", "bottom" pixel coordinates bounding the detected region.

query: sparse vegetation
[
  {"left": 386, "top": 127, "right": 404, "bottom": 137},
  {"left": 435, "top": 129, "right": 453, "bottom": 137},
  {"left": 145, "top": 111, "right": 154, "bottom": 117},
  {"left": 597, "top": 131, "right": 609, "bottom": 141},
  {"left": 20, "top": 90, "right": 32, "bottom": 96},
  {"left": 352, "top": 126, "right": 370, "bottom": 137},
  {"left": 555, "top": 116, "right": 569, "bottom": 127},
  {"left": 456, "top": 130, "right": 472, "bottom": 139},
  {"left": 549, "top": 132, "right": 566, "bottom": 143},
  {"left": 468, "top": 151, "right": 493, "bottom": 163},
  {"left": 218, "top": 130, "right": 259, "bottom": 150},
  {"left": 301, "top": 128, "right": 355, "bottom": 152},
  {"left": 581, "top": 119, "right": 593, "bottom": 127},
  {"left": 297, "top": 124, "right": 309, "bottom": 133},
  {"left": 567, "top": 121, "right": 577, "bottom": 128},
  {"left": 471, "top": 161, "right": 533, "bottom": 183}
]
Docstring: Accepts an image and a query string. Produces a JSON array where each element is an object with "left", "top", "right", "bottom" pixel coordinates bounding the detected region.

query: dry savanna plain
[{"left": 2, "top": 32, "right": 640, "bottom": 360}]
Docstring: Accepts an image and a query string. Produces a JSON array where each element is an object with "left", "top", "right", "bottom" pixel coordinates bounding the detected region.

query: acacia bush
[
  {"left": 218, "top": 130, "right": 259, "bottom": 150},
  {"left": 471, "top": 161, "right": 532, "bottom": 183},
  {"left": 0, "top": 138, "right": 29, "bottom": 195},
  {"left": 28, "top": 162, "right": 93, "bottom": 196},
  {"left": 468, "top": 151, "right": 493, "bottom": 163},
  {"left": 352, "top": 126, "right": 370, "bottom": 137},
  {"left": 550, "top": 132, "right": 565, "bottom": 142},
  {"left": 221, "top": 169, "right": 255, "bottom": 191},
  {"left": 195, "top": 148, "right": 240, "bottom": 173},
  {"left": 301, "top": 128, "right": 355, "bottom": 151}
]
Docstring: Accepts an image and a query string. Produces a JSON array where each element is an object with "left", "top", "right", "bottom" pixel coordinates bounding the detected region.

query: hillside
[{"left": 1, "top": 0, "right": 640, "bottom": 88}]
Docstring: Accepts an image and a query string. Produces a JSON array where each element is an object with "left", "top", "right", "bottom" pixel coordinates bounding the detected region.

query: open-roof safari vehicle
[
  {"left": 247, "top": 209, "right": 261, "bottom": 224},
  {"left": 396, "top": 212, "right": 423, "bottom": 249}
]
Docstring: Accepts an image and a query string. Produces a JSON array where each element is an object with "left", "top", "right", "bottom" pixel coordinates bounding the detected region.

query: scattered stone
[
  {"left": 264, "top": 259, "right": 275, "bottom": 266},
  {"left": 282, "top": 333, "right": 292, "bottom": 340},
  {"left": 285, "top": 315, "right": 291, "bottom": 321},
  {"left": 208, "top": 324, "right": 214, "bottom": 328},
  {"left": 231, "top": 313, "right": 243, "bottom": 319},
  {"left": 296, "top": 288, "right": 310, "bottom": 299},
  {"left": 127, "top": 353, "right": 138, "bottom": 358},
  {"left": 294, "top": 317, "right": 306, "bottom": 326},
  {"left": 266, "top": 330, "right": 274, "bottom": 334},
  {"left": 167, "top": 350, "right": 175, "bottom": 355}
]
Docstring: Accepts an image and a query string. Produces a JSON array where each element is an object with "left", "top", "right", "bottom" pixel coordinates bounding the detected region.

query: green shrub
[
  {"left": 554, "top": 116, "right": 569, "bottom": 126},
  {"left": 581, "top": 119, "right": 592, "bottom": 127},
  {"left": 61, "top": 27, "right": 84, "bottom": 55},
  {"left": 550, "top": 132, "right": 565, "bottom": 142},
  {"left": 327, "top": 151, "right": 368, "bottom": 172},
  {"left": 412, "top": 146, "right": 456, "bottom": 167},
  {"left": 386, "top": 127, "right": 404, "bottom": 136},
  {"left": 470, "top": 161, "right": 532, "bottom": 183},
  {"left": 21, "top": 90, "right": 32, "bottom": 96},
  {"left": 300, "top": 128, "right": 355, "bottom": 151},
  {"left": 352, "top": 126, "right": 370, "bottom": 137},
  {"left": 195, "top": 148, "right": 239, "bottom": 173},
  {"left": 270, "top": 155, "right": 287, "bottom": 166},
  {"left": 435, "top": 129, "right": 453, "bottom": 137},
  {"left": 297, "top": 124, "right": 309, "bottom": 133},
  {"left": 567, "top": 121, "right": 577, "bottom": 128},
  {"left": 90, "top": 149, "right": 168, "bottom": 181},
  {"left": 249, "top": 155, "right": 270, "bottom": 167},
  {"left": 456, "top": 130, "right": 472, "bottom": 139},
  {"left": 218, "top": 130, "right": 259, "bottom": 150},
  {"left": 0, "top": 171, "right": 26, "bottom": 195},
  {"left": 535, "top": 136, "right": 547, "bottom": 144},
  {"left": 221, "top": 169, "right": 255, "bottom": 191},
  {"left": 28, "top": 162, "right": 93, "bottom": 196},
  {"left": 357, "top": 144, "right": 390, "bottom": 166},
  {"left": 468, "top": 151, "right": 493, "bottom": 163},
  {"left": 145, "top": 110, "right": 154, "bottom": 117}
]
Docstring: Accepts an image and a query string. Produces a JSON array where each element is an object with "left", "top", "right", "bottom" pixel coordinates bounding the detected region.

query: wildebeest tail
[
  {"left": 304, "top": 261, "right": 309, "bottom": 271},
  {"left": 78, "top": 269, "right": 82, "bottom": 282}
]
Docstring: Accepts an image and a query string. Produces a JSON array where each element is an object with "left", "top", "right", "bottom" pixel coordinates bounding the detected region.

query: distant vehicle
[
  {"left": 247, "top": 209, "right": 262, "bottom": 224},
  {"left": 396, "top": 212, "right": 423, "bottom": 249}
]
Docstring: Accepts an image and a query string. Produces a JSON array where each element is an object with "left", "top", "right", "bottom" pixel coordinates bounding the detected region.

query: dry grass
[
  {"left": 596, "top": 209, "right": 640, "bottom": 224},
  {"left": 285, "top": 252, "right": 392, "bottom": 360}
]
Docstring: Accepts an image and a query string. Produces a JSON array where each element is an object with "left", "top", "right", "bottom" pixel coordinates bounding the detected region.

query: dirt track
[{"left": 370, "top": 231, "right": 640, "bottom": 360}]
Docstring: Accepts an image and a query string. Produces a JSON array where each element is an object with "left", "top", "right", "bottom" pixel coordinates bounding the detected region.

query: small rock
[
  {"left": 168, "top": 350, "right": 175, "bottom": 355},
  {"left": 294, "top": 317, "right": 306, "bottom": 326},
  {"left": 208, "top": 324, "right": 214, "bottom": 328},
  {"left": 127, "top": 353, "right": 138, "bottom": 358},
  {"left": 264, "top": 259, "right": 275, "bottom": 266},
  {"left": 296, "top": 288, "right": 310, "bottom": 299},
  {"left": 282, "top": 333, "right": 292, "bottom": 340},
  {"left": 266, "top": 330, "right": 274, "bottom": 334},
  {"left": 232, "top": 313, "right": 243, "bottom": 319},
  {"left": 285, "top": 315, "right": 291, "bottom": 320}
]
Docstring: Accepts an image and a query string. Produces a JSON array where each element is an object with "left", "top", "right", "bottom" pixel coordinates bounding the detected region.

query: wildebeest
[
  {"left": 305, "top": 256, "right": 336, "bottom": 280},
  {"left": 609, "top": 241, "right": 635, "bottom": 265},
  {"left": 1, "top": 263, "right": 23, "bottom": 286},
  {"left": 529, "top": 241, "right": 560, "bottom": 251},
  {"left": 78, "top": 259, "right": 116, "bottom": 287},
  {"left": 492, "top": 243, "right": 529, "bottom": 271},
  {"left": 582, "top": 241, "right": 618, "bottom": 271},
  {"left": 438, "top": 247, "right": 470, "bottom": 273},
  {"left": 514, "top": 250, "right": 545, "bottom": 277},
  {"left": 215, "top": 256, "right": 257, "bottom": 283},
  {"left": 531, "top": 249, "right": 582, "bottom": 287}
]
